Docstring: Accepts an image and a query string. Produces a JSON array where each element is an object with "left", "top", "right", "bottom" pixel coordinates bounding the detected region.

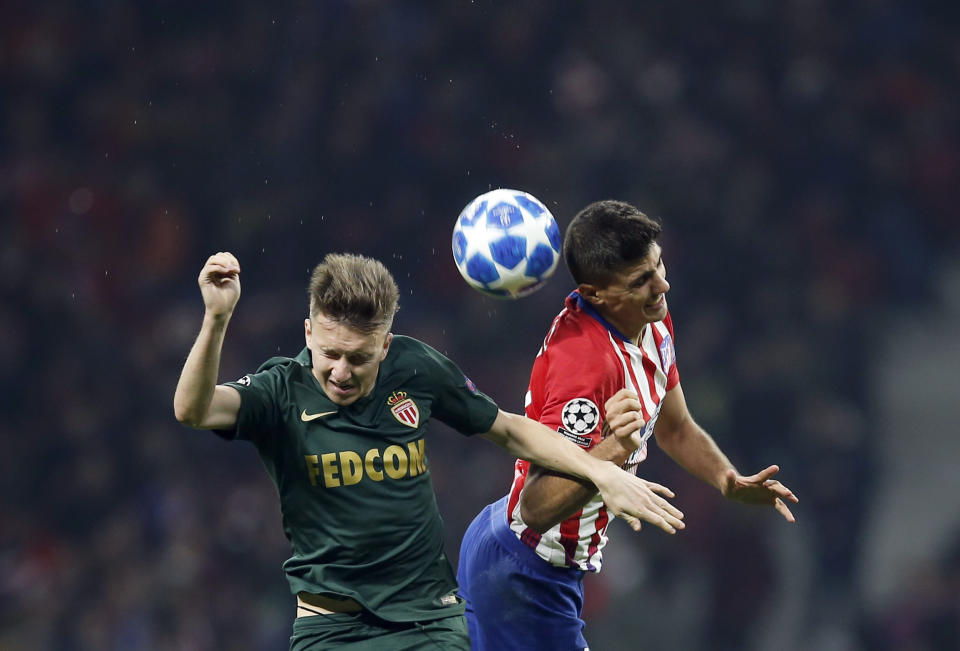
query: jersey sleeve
[
  {"left": 218, "top": 357, "right": 288, "bottom": 443},
  {"left": 414, "top": 342, "right": 499, "bottom": 436},
  {"left": 531, "top": 332, "right": 624, "bottom": 449}
]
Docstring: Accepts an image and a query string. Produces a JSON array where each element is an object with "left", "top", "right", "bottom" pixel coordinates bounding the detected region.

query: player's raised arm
[
  {"left": 653, "top": 383, "right": 798, "bottom": 522},
  {"left": 173, "top": 252, "right": 243, "bottom": 430},
  {"left": 481, "top": 410, "right": 684, "bottom": 534}
]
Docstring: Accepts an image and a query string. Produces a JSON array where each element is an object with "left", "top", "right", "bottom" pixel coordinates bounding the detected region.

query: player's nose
[
  {"left": 654, "top": 273, "right": 670, "bottom": 295},
  {"left": 329, "top": 359, "right": 351, "bottom": 382}
]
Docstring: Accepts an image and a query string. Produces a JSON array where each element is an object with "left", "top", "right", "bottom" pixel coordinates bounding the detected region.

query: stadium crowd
[{"left": 2, "top": 1, "right": 958, "bottom": 649}]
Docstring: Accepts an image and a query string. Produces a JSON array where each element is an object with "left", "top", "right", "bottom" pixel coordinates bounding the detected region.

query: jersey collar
[
  {"left": 296, "top": 347, "right": 313, "bottom": 366},
  {"left": 569, "top": 290, "right": 633, "bottom": 343}
]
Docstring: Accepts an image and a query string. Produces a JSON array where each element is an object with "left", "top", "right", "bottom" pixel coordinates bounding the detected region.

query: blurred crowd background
[{"left": 3, "top": 1, "right": 959, "bottom": 649}]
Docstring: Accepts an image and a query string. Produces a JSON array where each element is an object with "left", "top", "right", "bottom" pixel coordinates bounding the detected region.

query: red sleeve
[{"left": 526, "top": 320, "right": 624, "bottom": 450}]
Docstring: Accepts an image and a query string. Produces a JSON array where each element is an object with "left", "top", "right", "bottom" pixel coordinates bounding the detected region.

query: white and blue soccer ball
[{"left": 452, "top": 189, "right": 562, "bottom": 299}]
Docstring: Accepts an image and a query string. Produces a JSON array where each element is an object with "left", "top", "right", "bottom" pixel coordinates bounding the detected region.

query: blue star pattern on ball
[{"left": 452, "top": 189, "right": 561, "bottom": 299}]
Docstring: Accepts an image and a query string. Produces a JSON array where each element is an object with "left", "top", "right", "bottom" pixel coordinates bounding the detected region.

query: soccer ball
[{"left": 452, "top": 189, "right": 562, "bottom": 299}]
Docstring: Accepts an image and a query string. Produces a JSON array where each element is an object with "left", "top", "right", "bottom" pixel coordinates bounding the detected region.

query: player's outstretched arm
[
  {"left": 481, "top": 409, "right": 684, "bottom": 534},
  {"left": 519, "top": 389, "right": 673, "bottom": 532},
  {"left": 654, "top": 383, "right": 799, "bottom": 522},
  {"left": 173, "top": 252, "right": 243, "bottom": 430}
]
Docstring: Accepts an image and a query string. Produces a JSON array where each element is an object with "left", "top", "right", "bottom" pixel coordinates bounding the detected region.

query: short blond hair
[{"left": 308, "top": 253, "right": 399, "bottom": 333}]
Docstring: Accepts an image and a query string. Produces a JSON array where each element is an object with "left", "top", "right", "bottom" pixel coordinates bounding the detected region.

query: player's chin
[
  {"left": 643, "top": 298, "right": 668, "bottom": 321},
  {"left": 326, "top": 383, "right": 359, "bottom": 405}
]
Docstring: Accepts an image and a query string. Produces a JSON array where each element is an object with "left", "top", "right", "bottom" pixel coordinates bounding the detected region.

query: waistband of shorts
[
  {"left": 297, "top": 592, "right": 364, "bottom": 617},
  {"left": 489, "top": 496, "right": 584, "bottom": 580}
]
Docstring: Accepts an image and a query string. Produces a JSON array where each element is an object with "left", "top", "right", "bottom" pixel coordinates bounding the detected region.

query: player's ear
[
  {"left": 304, "top": 317, "right": 312, "bottom": 344},
  {"left": 578, "top": 283, "right": 602, "bottom": 306},
  {"left": 380, "top": 332, "right": 393, "bottom": 361}
]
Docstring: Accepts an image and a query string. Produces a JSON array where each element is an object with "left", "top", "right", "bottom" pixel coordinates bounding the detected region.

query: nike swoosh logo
[{"left": 301, "top": 410, "right": 337, "bottom": 422}]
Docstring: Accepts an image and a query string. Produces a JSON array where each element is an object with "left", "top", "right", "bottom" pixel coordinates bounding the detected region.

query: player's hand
[
  {"left": 593, "top": 465, "right": 685, "bottom": 534},
  {"left": 602, "top": 389, "right": 646, "bottom": 450},
  {"left": 198, "top": 252, "right": 241, "bottom": 318},
  {"left": 721, "top": 464, "right": 799, "bottom": 523}
]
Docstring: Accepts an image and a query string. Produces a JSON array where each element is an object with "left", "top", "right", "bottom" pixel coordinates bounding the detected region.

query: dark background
[{"left": 3, "top": 1, "right": 959, "bottom": 649}]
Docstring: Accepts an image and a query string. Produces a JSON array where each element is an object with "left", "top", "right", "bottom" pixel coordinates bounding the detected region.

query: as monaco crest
[{"left": 387, "top": 391, "right": 420, "bottom": 428}]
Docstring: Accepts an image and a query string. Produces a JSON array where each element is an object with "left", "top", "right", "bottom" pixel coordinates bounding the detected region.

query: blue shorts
[{"left": 457, "top": 496, "right": 588, "bottom": 651}]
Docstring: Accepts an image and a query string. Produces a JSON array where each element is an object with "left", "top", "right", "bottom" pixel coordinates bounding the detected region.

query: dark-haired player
[{"left": 457, "top": 200, "right": 798, "bottom": 650}]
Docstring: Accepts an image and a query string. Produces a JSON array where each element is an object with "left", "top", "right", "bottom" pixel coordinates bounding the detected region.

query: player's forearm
[
  {"left": 486, "top": 411, "right": 620, "bottom": 485},
  {"left": 173, "top": 313, "right": 231, "bottom": 426},
  {"left": 656, "top": 420, "right": 734, "bottom": 492},
  {"left": 520, "top": 435, "right": 635, "bottom": 533}
]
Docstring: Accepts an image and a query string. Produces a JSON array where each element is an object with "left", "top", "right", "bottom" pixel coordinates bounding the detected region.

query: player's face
[
  {"left": 304, "top": 312, "right": 392, "bottom": 406},
  {"left": 587, "top": 243, "right": 670, "bottom": 342}
]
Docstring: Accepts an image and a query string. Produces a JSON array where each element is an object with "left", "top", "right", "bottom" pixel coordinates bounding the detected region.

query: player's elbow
[
  {"left": 173, "top": 401, "right": 205, "bottom": 429},
  {"left": 519, "top": 498, "right": 556, "bottom": 534},
  {"left": 173, "top": 408, "right": 197, "bottom": 428},
  {"left": 653, "top": 423, "right": 683, "bottom": 452}
]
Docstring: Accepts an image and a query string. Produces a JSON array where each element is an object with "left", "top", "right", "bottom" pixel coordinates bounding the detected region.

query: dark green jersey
[{"left": 220, "top": 335, "right": 499, "bottom": 623}]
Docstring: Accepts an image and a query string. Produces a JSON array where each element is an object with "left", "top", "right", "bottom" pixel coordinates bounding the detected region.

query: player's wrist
[
  {"left": 610, "top": 431, "right": 641, "bottom": 454},
  {"left": 717, "top": 467, "right": 736, "bottom": 495},
  {"left": 202, "top": 309, "right": 233, "bottom": 327},
  {"left": 590, "top": 460, "right": 622, "bottom": 492}
]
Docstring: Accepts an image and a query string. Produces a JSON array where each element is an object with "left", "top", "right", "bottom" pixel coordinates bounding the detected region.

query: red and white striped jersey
[{"left": 506, "top": 291, "right": 680, "bottom": 571}]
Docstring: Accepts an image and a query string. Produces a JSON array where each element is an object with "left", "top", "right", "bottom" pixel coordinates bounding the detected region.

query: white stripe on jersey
[
  {"left": 510, "top": 321, "right": 674, "bottom": 572},
  {"left": 507, "top": 494, "right": 608, "bottom": 569},
  {"left": 610, "top": 331, "right": 637, "bottom": 394},
  {"left": 629, "top": 338, "right": 656, "bottom": 411}
]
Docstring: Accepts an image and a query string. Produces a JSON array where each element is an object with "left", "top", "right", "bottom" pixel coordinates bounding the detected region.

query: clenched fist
[{"left": 198, "top": 252, "right": 241, "bottom": 318}]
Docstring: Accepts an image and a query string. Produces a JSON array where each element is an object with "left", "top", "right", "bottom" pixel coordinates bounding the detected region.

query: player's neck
[
  {"left": 609, "top": 313, "right": 645, "bottom": 345},
  {"left": 592, "top": 305, "right": 644, "bottom": 345},
  {"left": 629, "top": 324, "right": 647, "bottom": 346}
]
